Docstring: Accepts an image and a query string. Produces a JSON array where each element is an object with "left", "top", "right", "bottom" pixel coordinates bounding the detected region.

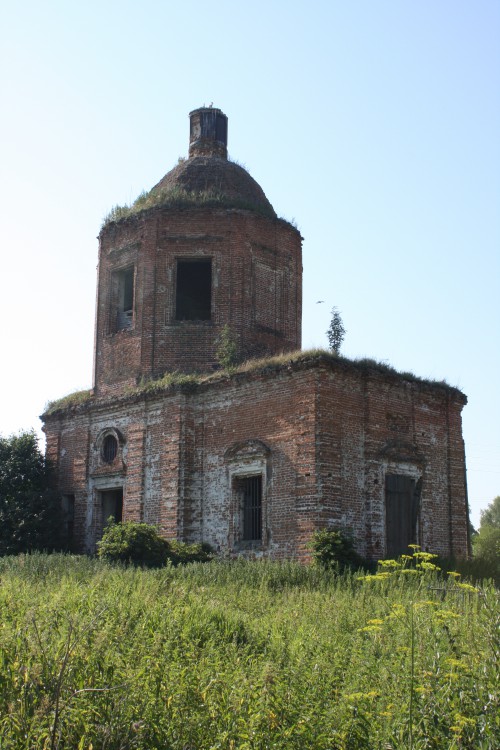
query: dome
[
  {"left": 151, "top": 154, "right": 276, "bottom": 218},
  {"left": 101, "top": 107, "right": 277, "bottom": 228}
]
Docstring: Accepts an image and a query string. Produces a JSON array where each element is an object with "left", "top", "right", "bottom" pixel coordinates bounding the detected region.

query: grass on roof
[
  {"left": 127, "top": 371, "right": 200, "bottom": 396},
  {"left": 43, "top": 389, "right": 93, "bottom": 416},
  {"left": 42, "top": 350, "right": 457, "bottom": 417},
  {"left": 102, "top": 184, "right": 276, "bottom": 228}
]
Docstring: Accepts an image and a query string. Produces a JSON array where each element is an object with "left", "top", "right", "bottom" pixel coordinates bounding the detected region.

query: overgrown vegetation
[
  {"left": 42, "top": 349, "right": 461, "bottom": 418},
  {"left": 43, "top": 389, "right": 93, "bottom": 415},
  {"left": 101, "top": 182, "right": 275, "bottom": 228},
  {"left": 97, "top": 520, "right": 171, "bottom": 567},
  {"left": 97, "top": 520, "right": 213, "bottom": 567},
  {"left": 168, "top": 539, "right": 214, "bottom": 565},
  {"left": 129, "top": 371, "right": 199, "bottom": 397},
  {"left": 0, "top": 431, "right": 65, "bottom": 554},
  {"left": 227, "top": 348, "right": 458, "bottom": 393},
  {"left": 215, "top": 324, "right": 239, "bottom": 373},
  {"left": 448, "top": 539, "right": 500, "bottom": 585},
  {"left": 309, "top": 528, "right": 365, "bottom": 572},
  {"left": 0, "top": 551, "right": 497, "bottom": 748}
]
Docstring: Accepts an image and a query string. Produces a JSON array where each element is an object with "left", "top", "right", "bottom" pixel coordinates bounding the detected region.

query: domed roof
[
  {"left": 151, "top": 154, "right": 276, "bottom": 217},
  {"left": 101, "top": 107, "right": 277, "bottom": 229}
]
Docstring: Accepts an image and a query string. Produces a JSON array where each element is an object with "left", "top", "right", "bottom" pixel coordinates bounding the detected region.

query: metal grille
[
  {"left": 241, "top": 476, "right": 262, "bottom": 541},
  {"left": 102, "top": 435, "right": 118, "bottom": 464}
]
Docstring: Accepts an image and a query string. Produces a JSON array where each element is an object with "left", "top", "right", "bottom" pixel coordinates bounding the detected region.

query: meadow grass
[{"left": 0, "top": 554, "right": 498, "bottom": 749}]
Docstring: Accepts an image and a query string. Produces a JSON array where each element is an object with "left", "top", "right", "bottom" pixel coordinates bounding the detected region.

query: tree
[
  {"left": 326, "top": 307, "right": 346, "bottom": 354},
  {"left": 480, "top": 495, "right": 500, "bottom": 528},
  {"left": 471, "top": 495, "right": 500, "bottom": 582},
  {"left": 0, "top": 431, "right": 64, "bottom": 555}
]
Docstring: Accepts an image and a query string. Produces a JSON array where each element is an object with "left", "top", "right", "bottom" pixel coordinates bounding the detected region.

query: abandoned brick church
[{"left": 42, "top": 107, "right": 470, "bottom": 560}]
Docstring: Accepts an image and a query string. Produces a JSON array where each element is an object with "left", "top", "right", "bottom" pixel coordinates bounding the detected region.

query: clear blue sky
[{"left": 1, "top": 1, "right": 499, "bottom": 527}]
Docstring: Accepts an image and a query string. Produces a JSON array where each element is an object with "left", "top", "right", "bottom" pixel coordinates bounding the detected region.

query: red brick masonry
[
  {"left": 43, "top": 354, "right": 468, "bottom": 560},
  {"left": 94, "top": 205, "right": 301, "bottom": 396},
  {"left": 42, "top": 107, "right": 469, "bottom": 561}
]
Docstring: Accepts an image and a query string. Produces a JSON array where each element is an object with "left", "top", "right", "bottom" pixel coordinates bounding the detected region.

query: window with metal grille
[
  {"left": 237, "top": 475, "right": 262, "bottom": 541},
  {"left": 175, "top": 259, "right": 212, "bottom": 320},
  {"left": 102, "top": 434, "right": 118, "bottom": 464}
]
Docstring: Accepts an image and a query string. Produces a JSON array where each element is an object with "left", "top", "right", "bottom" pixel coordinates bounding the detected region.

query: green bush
[
  {"left": 309, "top": 528, "right": 365, "bottom": 572},
  {"left": 168, "top": 539, "right": 214, "bottom": 565},
  {"left": 97, "top": 521, "right": 215, "bottom": 568},
  {"left": 97, "top": 520, "right": 171, "bottom": 567}
]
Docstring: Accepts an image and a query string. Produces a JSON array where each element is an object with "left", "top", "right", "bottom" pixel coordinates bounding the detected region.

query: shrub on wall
[{"left": 215, "top": 324, "right": 239, "bottom": 372}]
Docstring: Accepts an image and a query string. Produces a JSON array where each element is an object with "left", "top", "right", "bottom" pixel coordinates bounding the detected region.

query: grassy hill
[{"left": 0, "top": 554, "right": 498, "bottom": 749}]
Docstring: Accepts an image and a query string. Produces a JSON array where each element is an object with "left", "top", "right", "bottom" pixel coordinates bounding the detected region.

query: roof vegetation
[
  {"left": 128, "top": 372, "right": 200, "bottom": 396},
  {"left": 42, "top": 350, "right": 462, "bottom": 419},
  {"left": 216, "top": 349, "right": 458, "bottom": 392},
  {"left": 43, "top": 389, "right": 93, "bottom": 416},
  {"left": 102, "top": 184, "right": 276, "bottom": 229}
]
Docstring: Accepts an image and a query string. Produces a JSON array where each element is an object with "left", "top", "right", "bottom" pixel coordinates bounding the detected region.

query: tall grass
[{"left": 0, "top": 554, "right": 498, "bottom": 749}]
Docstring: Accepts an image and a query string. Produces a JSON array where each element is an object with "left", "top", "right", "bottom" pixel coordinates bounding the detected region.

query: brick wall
[
  {"left": 316, "top": 363, "right": 468, "bottom": 558},
  {"left": 43, "top": 356, "right": 468, "bottom": 560},
  {"left": 94, "top": 206, "right": 302, "bottom": 396},
  {"left": 43, "top": 107, "right": 468, "bottom": 561}
]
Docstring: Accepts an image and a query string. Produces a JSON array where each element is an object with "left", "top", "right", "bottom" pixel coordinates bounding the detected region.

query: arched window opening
[{"left": 102, "top": 434, "right": 118, "bottom": 464}]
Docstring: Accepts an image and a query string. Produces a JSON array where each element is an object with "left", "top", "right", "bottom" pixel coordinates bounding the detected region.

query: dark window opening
[
  {"left": 102, "top": 435, "right": 118, "bottom": 464},
  {"left": 114, "top": 266, "right": 135, "bottom": 331},
  {"left": 101, "top": 489, "right": 123, "bottom": 526},
  {"left": 215, "top": 115, "right": 227, "bottom": 144},
  {"left": 175, "top": 259, "right": 212, "bottom": 321},
  {"left": 237, "top": 475, "right": 262, "bottom": 541},
  {"left": 385, "top": 474, "right": 422, "bottom": 557}
]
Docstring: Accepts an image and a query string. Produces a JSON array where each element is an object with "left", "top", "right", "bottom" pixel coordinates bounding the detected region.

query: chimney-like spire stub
[{"left": 189, "top": 107, "right": 228, "bottom": 159}]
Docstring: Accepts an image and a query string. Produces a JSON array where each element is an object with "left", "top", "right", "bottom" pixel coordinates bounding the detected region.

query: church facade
[{"left": 42, "top": 108, "right": 470, "bottom": 560}]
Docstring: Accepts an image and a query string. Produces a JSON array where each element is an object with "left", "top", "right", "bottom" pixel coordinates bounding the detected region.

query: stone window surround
[
  {"left": 225, "top": 440, "right": 271, "bottom": 551},
  {"left": 381, "top": 459, "right": 423, "bottom": 555},
  {"left": 93, "top": 428, "right": 126, "bottom": 472}
]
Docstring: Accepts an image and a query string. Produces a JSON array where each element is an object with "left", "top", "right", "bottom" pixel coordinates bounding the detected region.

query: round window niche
[{"left": 101, "top": 434, "right": 118, "bottom": 464}]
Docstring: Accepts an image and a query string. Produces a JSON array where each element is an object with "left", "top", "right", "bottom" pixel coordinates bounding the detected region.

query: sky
[{"left": 1, "top": 1, "right": 499, "bottom": 528}]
